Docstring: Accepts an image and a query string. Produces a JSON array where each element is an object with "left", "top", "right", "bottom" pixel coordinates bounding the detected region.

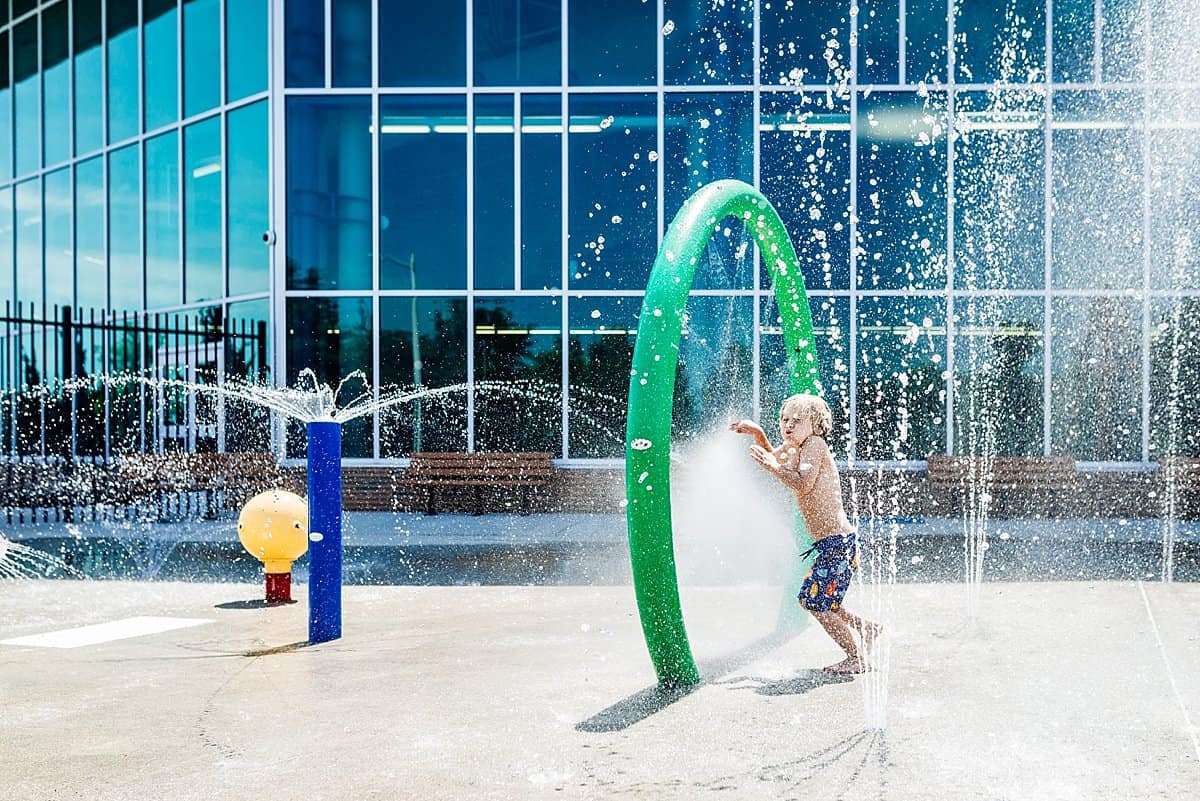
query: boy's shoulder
[{"left": 799, "top": 434, "right": 828, "bottom": 455}]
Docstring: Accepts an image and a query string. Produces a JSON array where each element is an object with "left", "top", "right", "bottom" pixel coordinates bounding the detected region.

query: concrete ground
[{"left": 1, "top": 578, "right": 1198, "bottom": 800}]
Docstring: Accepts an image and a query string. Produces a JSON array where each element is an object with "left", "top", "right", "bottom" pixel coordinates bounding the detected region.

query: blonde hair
[{"left": 781, "top": 393, "right": 833, "bottom": 438}]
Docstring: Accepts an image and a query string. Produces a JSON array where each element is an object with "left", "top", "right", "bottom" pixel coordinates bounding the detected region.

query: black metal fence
[{"left": 0, "top": 303, "right": 269, "bottom": 462}]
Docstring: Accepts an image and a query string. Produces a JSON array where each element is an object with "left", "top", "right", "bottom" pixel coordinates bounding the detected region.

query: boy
[{"left": 729, "top": 393, "right": 880, "bottom": 674}]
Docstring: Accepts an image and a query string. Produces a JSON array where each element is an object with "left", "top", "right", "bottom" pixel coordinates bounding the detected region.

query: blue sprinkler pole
[{"left": 306, "top": 421, "right": 343, "bottom": 643}]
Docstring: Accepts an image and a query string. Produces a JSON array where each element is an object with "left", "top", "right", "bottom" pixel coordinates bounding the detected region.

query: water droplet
[
  {"left": 611, "top": 215, "right": 622, "bottom": 224},
  {"left": 630, "top": 438, "right": 653, "bottom": 451},
  {"left": 662, "top": 19, "right": 675, "bottom": 35},
  {"left": 647, "top": 150, "right": 659, "bottom": 162}
]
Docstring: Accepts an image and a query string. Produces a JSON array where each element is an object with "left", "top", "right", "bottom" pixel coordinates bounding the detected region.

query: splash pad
[{"left": 625, "top": 180, "right": 822, "bottom": 686}]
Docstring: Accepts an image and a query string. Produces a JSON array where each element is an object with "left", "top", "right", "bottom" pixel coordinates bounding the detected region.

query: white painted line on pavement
[
  {"left": 0, "top": 616, "right": 213, "bottom": 649},
  {"left": 1137, "top": 581, "right": 1200, "bottom": 763}
]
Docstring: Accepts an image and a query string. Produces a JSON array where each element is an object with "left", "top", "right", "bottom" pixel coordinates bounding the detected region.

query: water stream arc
[{"left": 625, "top": 179, "right": 821, "bottom": 686}]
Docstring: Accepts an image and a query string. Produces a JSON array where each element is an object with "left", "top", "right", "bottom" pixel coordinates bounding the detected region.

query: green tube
[{"left": 625, "top": 179, "right": 821, "bottom": 686}]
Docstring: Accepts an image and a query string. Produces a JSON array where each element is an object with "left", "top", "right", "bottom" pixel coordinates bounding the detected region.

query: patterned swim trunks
[{"left": 798, "top": 532, "right": 858, "bottom": 612}]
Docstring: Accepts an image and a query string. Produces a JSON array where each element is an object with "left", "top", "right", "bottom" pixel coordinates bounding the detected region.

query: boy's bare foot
[{"left": 823, "top": 656, "right": 870, "bottom": 675}]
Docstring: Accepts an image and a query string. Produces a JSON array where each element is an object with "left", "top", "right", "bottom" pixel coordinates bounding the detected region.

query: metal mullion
[
  {"left": 944, "top": 0, "right": 956, "bottom": 458},
  {"left": 323, "top": 0, "right": 331, "bottom": 88},
  {"left": 1043, "top": 1, "right": 1054, "bottom": 457},
  {"left": 899, "top": 0, "right": 907, "bottom": 86},
  {"left": 513, "top": 92, "right": 521, "bottom": 290},
  {"left": 1093, "top": 0, "right": 1102, "bottom": 83},
  {"left": 371, "top": 89, "right": 380, "bottom": 458},
  {"left": 751, "top": 0, "right": 761, "bottom": 423},
  {"left": 557, "top": 1, "right": 567, "bottom": 459},
  {"left": 848, "top": 15, "right": 860, "bottom": 464},
  {"left": 1140, "top": 0, "right": 1152, "bottom": 465},
  {"left": 270, "top": 0, "right": 287, "bottom": 462},
  {"left": 465, "top": 0, "right": 476, "bottom": 452}
]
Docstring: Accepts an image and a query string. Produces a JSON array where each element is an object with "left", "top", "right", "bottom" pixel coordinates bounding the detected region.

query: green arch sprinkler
[{"left": 625, "top": 179, "right": 821, "bottom": 686}]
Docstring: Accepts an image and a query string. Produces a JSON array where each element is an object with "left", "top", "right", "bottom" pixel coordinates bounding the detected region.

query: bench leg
[
  {"left": 473, "top": 485, "right": 483, "bottom": 516},
  {"left": 425, "top": 486, "right": 438, "bottom": 516}
]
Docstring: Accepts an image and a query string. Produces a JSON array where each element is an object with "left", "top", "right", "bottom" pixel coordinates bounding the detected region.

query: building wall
[{"left": 2, "top": 1, "right": 1199, "bottom": 467}]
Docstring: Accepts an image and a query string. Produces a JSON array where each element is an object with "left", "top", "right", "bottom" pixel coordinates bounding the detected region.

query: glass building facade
[{"left": 2, "top": 0, "right": 1198, "bottom": 467}]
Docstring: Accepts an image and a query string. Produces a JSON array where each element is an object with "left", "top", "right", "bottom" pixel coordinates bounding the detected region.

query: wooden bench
[
  {"left": 120, "top": 451, "right": 283, "bottom": 518},
  {"left": 925, "top": 455, "right": 1077, "bottom": 490},
  {"left": 396, "top": 452, "right": 555, "bottom": 515},
  {"left": 1158, "top": 458, "right": 1200, "bottom": 488}
]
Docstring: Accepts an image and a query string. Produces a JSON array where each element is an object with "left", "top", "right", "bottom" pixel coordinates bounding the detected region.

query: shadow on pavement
[{"left": 576, "top": 628, "right": 797, "bottom": 732}]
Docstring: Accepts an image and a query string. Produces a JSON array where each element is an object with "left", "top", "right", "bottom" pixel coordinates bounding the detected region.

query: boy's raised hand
[{"left": 728, "top": 419, "right": 763, "bottom": 436}]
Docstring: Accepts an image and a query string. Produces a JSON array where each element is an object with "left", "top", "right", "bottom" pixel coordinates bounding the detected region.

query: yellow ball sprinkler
[{"left": 237, "top": 490, "right": 309, "bottom": 604}]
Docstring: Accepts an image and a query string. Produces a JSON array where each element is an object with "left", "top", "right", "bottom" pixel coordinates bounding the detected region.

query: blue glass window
[
  {"left": 857, "top": 91, "right": 948, "bottom": 290},
  {"left": 955, "top": 0, "right": 1045, "bottom": 84},
  {"left": 44, "top": 168, "right": 73, "bottom": 309},
  {"left": 75, "top": 158, "right": 106, "bottom": 310},
  {"left": 664, "top": 92, "right": 753, "bottom": 291},
  {"left": 287, "top": 96, "right": 373, "bottom": 290},
  {"left": 1100, "top": 0, "right": 1143, "bottom": 82},
  {"left": 285, "top": 297, "right": 374, "bottom": 457},
  {"left": 12, "top": 1, "right": 37, "bottom": 16},
  {"left": 567, "top": 296, "right": 636, "bottom": 458},
  {"left": 663, "top": 0, "right": 752, "bottom": 85},
  {"left": 520, "top": 94, "right": 561, "bottom": 290},
  {"left": 379, "top": 297, "right": 469, "bottom": 455},
  {"left": 475, "top": 95, "right": 516, "bottom": 291},
  {"left": 953, "top": 91, "right": 1044, "bottom": 290},
  {"left": 760, "top": 295, "right": 851, "bottom": 456},
  {"left": 73, "top": 0, "right": 104, "bottom": 155},
  {"left": 107, "top": 0, "right": 139, "bottom": 144},
  {"left": 146, "top": 132, "right": 181, "bottom": 309},
  {"left": 906, "top": 0, "right": 946, "bottom": 84},
  {"left": 1052, "top": 0, "right": 1094, "bottom": 82},
  {"left": 184, "top": 0, "right": 221, "bottom": 117},
  {"left": 224, "top": 298, "right": 272, "bottom": 452},
  {"left": 951, "top": 296, "right": 1044, "bottom": 456},
  {"left": 379, "top": 95, "right": 467, "bottom": 291},
  {"left": 0, "top": 32, "right": 10, "bottom": 182},
  {"left": 760, "top": 93, "right": 851, "bottom": 291},
  {"left": 109, "top": 146, "right": 142, "bottom": 312},
  {"left": 227, "top": 0, "right": 269, "bottom": 100},
  {"left": 1051, "top": 91, "right": 1141, "bottom": 290},
  {"left": 1148, "top": 94, "right": 1200, "bottom": 291},
  {"left": 856, "top": 295, "right": 947, "bottom": 460},
  {"left": 567, "top": 94, "right": 657, "bottom": 290},
  {"left": 14, "top": 18, "right": 40, "bottom": 177},
  {"left": 333, "top": 0, "right": 371, "bottom": 87},
  {"left": 760, "top": 0, "right": 849, "bottom": 88},
  {"left": 145, "top": 0, "right": 180, "bottom": 132},
  {"left": 568, "top": 0, "right": 654, "bottom": 86},
  {"left": 379, "top": 0, "right": 466, "bottom": 86},
  {"left": 474, "top": 0, "right": 561, "bottom": 86},
  {"left": 1150, "top": 298, "right": 1200, "bottom": 459},
  {"left": 1052, "top": 297, "right": 1140, "bottom": 461},
  {"left": 474, "top": 297, "right": 562, "bottom": 454},
  {"left": 185, "top": 118, "right": 223, "bottom": 303},
  {"left": 285, "top": 0, "right": 324, "bottom": 88},
  {"left": 0, "top": 188, "right": 11, "bottom": 306},
  {"left": 42, "top": 2, "right": 70, "bottom": 167},
  {"left": 857, "top": 0, "right": 899, "bottom": 84},
  {"left": 16, "top": 179, "right": 42, "bottom": 308},
  {"left": 675, "top": 295, "right": 755, "bottom": 440},
  {"left": 227, "top": 101, "right": 269, "bottom": 296}
]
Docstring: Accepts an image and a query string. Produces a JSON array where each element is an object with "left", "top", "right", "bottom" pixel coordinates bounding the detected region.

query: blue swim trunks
[{"left": 798, "top": 532, "right": 858, "bottom": 612}]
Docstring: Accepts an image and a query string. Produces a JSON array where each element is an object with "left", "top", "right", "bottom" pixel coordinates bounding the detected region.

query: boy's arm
[
  {"left": 751, "top": 438, "right": 823, "bottom": 495},
  {"left": 729, "top": 419, "right": 773, "bottom": 451}
]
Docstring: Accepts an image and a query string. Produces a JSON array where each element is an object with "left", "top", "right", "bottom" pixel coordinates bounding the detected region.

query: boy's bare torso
[{"left": 779, "top": 436, "right": 854, "bottom": 540}]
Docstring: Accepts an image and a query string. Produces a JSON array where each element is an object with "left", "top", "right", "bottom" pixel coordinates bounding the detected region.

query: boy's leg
[
  {"left": 835, "top": 607, "right": 882, "bottom": 653},
  {"left": 810, "top": 610, "right": 868, "bottom": 673}
]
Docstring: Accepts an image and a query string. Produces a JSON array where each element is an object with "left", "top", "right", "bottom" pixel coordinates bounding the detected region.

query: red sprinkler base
[{"left": 265, "top": 572, "right": 292, "bottom": 603}]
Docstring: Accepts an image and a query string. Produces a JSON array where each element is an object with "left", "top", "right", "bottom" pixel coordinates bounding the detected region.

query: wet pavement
[{"left": 1, "top": 578, "right": 1198, "bottom": 800}]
